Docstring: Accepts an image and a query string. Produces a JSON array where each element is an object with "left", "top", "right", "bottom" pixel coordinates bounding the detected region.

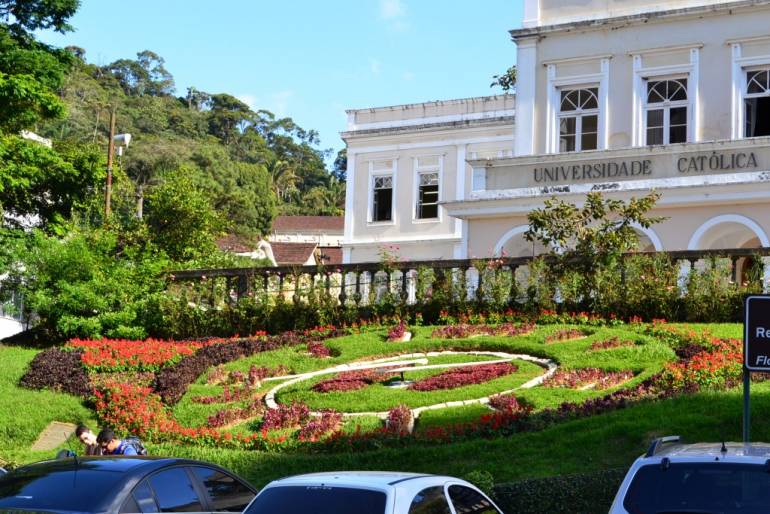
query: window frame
[
  {"left": 556, "top": 87, "right": 600, "bottom": 153},
  {"left": 742, "top": 66, "right": 770, "bottom": 138},
  {"left": 367, "top": 159, "right": 396, "bottom": 226},
  {"left": 729, "top": 40, "right": 770, "bottom": 140},
  {"left": 631, "top": 47, "right": 699, "bottom": 147},
  {"left": 412, "top": 155, "right": 443, "bottom": 223},
  {"left": 544, "top": 58, "right": 609, "bottom": 154},
  {"left": 643, "top": 77, "right": 690, "bottom": 146}
]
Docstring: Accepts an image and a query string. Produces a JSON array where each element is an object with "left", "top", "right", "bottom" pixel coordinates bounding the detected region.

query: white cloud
[
  {"left": 402, "top": 70, "right": 415, "bottom": 81},
  {"left": 369, "top": 58, "right": 382, "bottom": 75},
  {"left": 380, "top": 0, "right": 406, "bottom": 19}
]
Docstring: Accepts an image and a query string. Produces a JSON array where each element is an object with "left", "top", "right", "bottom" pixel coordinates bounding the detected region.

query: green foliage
[
  {"left": 490, "top": 65, "right": 517, "bottom": 92},
  {"left": 0, "top": 0, "right": 80, "bottom": 34},
  {"left": 463, "top": 470, "right": 495, "bottom": 497},
  {"left": 0, "top": 71, "right": 64, "bottom": 132},
  {"left": 18, "top": 226, "right": 170, "bottom": 340},
  {"left": 493, "top": 468, "right": 626, "bottom": 514},
  {"left": 144, "top": 170, "right": 222, "bottom": 261},
  {"left": 0, "top": 135, "right": 104, "bottom": 227},
  {"left": 526, "top": 192, "right": 663, "bottom": 310}
]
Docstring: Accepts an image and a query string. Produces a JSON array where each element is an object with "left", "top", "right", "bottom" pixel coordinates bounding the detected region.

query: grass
[
  {"left": 0, "top": 345, "right": 97, "bottom": 466},
  {"left": 0, "top": 321, "right": 751, "bottom": 495},
  {"left": 278, "top": 359, "right": 544, "bottom": 412},
  {"left": 148, "top": 380, "right": 770, "bottom": 489},
  {"left": 177, "top": 324, "right": 672, "bottom": 423}
]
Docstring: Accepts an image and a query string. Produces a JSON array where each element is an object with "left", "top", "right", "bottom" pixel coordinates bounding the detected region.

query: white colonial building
[{"left": 342, "top": 0, "right": 770, "bottom": 276}]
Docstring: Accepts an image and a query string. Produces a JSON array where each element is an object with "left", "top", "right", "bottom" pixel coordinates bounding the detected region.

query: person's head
[
  {"left": 75, "top": 424, "right": 97, "bottom": 446},
  {"left": 96, "top": 428, "right": 120, "bottom": 453}
]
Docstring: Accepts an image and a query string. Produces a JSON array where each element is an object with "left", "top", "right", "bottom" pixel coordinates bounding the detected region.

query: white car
[
  {"left": 609, "top": 435, "right": 770, "bottom": 513},
  {"left": 243, "top": 471, "right": 504, "bottom": 514}
]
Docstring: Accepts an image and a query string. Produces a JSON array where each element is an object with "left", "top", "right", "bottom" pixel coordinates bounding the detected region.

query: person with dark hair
[
  {"left": 96, "top": 428, "right": 146, "bottom": 456},
  {"left": 75, "top": 424, "right": 102, "bottom": 456}
]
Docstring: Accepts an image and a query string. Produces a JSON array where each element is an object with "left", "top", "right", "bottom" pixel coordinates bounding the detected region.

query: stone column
[
  {"left": 678, "top": 260, "right": 692, "bottom": 295},
  {"left": 763, "top": 256, "right": 770, "bottom": 293}
]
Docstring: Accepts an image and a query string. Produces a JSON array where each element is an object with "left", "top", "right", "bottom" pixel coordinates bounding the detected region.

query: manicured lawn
[
  {"left": 147, "top": 380, "right": 770, "bottom": 488},
  {"left": 0, "top": 345, "right": 97, "bottom": 466},
  {"left": 2, "top": 321, "right": 757, "bottom": 498}
]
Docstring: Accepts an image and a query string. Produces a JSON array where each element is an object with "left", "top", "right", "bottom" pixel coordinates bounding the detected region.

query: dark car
[{"left": 0, "top": 456, "right": 256, "bottom": 514}]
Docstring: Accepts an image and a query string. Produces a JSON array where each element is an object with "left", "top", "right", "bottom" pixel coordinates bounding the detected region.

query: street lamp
[{"left": 104, "top": 105, "right": 131, "bottom": 219}]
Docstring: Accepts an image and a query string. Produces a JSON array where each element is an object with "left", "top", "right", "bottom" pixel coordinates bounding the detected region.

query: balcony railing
[{"left": 169, "top": 247, "right": 770, "bottom": 306}]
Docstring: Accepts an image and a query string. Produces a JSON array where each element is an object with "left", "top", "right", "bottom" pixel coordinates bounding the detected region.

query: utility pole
[{"left": 105, "top": 107, "right": 117, "bottom": 220}]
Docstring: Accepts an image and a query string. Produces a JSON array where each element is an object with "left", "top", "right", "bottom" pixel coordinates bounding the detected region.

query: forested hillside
[
  {"left": 38, "top": 47, "right": 345, "bottom": 236},
  {"left": 0, "top": 0, "right": 344, "bottom": 341}
]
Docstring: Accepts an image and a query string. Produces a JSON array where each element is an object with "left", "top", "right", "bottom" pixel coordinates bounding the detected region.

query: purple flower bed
[
  {"left": 19, "top": 348, "right": 91, "bottom": 397},
  {"left": 409, "top": 363, "right": 518, "bottom": 391},
  {"left": 312, "top": 369, "right": 396, "bottom": 393},
  {"left": 544, "top": 368, "right": 634, "bottom": 390},
  {"left": 590, "top": 337, "right": 635, "bottom": 351},
  {"left": 298, "top": 410, "right": 342, "bottom": 441},
  {"left": 154, "top": 329, "right": 341, "bottom": 405},
  {"left": 431, "top": 323, "right": 535, "bottom": 339},
  {"left": 261, "top": 401, "right": 310, "bottom": 430}
]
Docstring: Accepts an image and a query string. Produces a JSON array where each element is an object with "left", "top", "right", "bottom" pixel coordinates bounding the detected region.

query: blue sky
[{"left": 40, "top": 0, "right": 524, "bottom": 157}]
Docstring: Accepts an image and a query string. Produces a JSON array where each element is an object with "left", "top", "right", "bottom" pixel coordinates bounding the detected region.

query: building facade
[
  {"left": 343, "top": 0, "right": 770, "bottom": 270},
  {"left": 341, "top": 96, "right": 515, "bottom": 262}
]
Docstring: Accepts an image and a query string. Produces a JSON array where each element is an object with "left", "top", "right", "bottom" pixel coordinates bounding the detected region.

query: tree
[
  {"left": 0, "top": 136, "right": 104, "bottom": 227},
  {"left": 490, "top": 65, "right": 517, "bottom": 92},
  {"left": 144, "top": 170, "right": 223, "bottom": 261},
  {"left": 207, "top": 93, "right": 252, "bottom": 145},
  {"left": 105, "top": 50, "right": 175, "bottom": 97},
  {"left": 0, "top": 0, "right": 79, "bottom": 34},
  {"left": 332, "top": 148, "right": 347, "bottom": 181},
  {"left": 525, "top": 191, "right": 663, "bottom": 308}
]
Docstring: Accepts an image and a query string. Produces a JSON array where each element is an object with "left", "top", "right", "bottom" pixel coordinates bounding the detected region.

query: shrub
[
  {"left": 385, "top": 405, "right": 413, "bottom": 434},
  {"left": 261, "top": 402, "right": 310, "bottom": 431},
  {"left": 463, "top": 470, "right": 495, "bottom": 498},
  {"left": 307, "top": 340, "right": 331, "bottom": 358},
  {"left": 19, "top": 348, "right": 90, "bottom": 397},
  {"left": 298, "top": 410, "right": 343, "bottom": 441},
  {"left": 387, "top": 320, "right": 408, "bottom": 341},
  {"left": 493, "top": 468, "right": 626, "bottom": 514},
  {"left": 488, "top": 393, "right": 529, "bottom": 413},
  {"left": 409, "top": 363, "right": 518, "bottom": 391}
]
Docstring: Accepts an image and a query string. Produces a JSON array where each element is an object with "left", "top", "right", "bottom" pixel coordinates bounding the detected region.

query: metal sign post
[{"left": 744, "top": 295, "right": 770, "bottom": 443}]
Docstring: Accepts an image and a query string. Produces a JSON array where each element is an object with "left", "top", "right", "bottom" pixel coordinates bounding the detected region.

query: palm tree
[{"left": 266, "top": 158, "right": 298, "bottom": 200}]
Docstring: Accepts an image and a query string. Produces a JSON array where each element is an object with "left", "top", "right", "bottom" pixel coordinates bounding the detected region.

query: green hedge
[{"left": 493, "top": 468, "right": 626, "bottom": 514}]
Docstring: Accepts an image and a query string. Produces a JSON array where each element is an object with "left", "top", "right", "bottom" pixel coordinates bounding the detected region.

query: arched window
[
  {"left": 745, "top": 69, "right": 770, "bottom": 138},
  {"left": 558, "top": 87, "right": 598, "bottom": 152},
  {"left": 645, "top": 78, "right": 688, "bottom": 145}
]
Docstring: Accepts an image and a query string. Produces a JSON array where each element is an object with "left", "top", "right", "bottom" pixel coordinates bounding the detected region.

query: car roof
[
  {"left": 12, "top": 456, "right": 206, "bottom": 475},
  {"left": 270, "top": 471, "right": 458, "bottom": 489},
  {"left": 659, "top": 442, "right": 770, "bottom": 458}
]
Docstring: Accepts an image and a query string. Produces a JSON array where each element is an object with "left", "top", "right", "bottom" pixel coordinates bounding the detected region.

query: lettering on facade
[
  {"left": 534, "top": 160, "right": 652, "bottom": 183},
  {"left": 529, "top": 151, "right": 762, "bottom": 185},
  {"left": 677, "top": 152, "right": 758, "bottom": 173}
]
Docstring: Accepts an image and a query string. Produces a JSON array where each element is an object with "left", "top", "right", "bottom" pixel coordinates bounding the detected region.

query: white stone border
[{"left": 263, "top": 351, "right": 557, "bottom": 419}]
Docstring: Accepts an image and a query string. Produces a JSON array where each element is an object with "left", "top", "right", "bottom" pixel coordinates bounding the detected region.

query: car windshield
[
  {"left": 0, "top": 463, "right": 125, "bottom": 512},
  {"left": 244, "top": 485, "right": 387, "bottom": 514},
  {"left": 624, "top": 462, "right": 770, "bottom": 514}
]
